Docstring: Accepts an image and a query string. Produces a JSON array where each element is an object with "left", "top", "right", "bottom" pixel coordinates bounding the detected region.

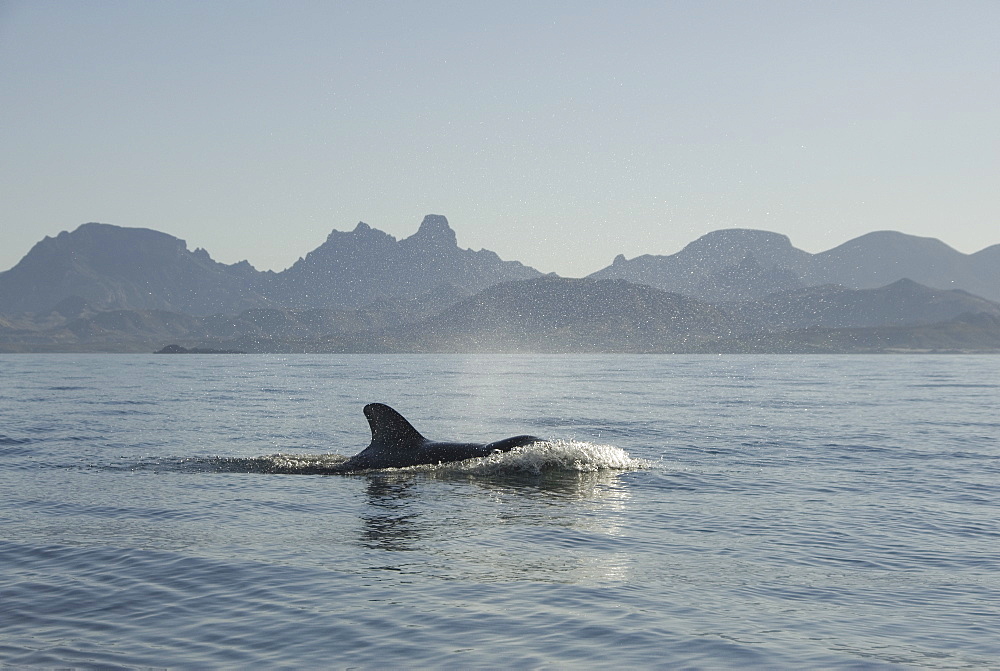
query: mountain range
[
  {"left": 1, "top": 215, "right": 998, "bottom": 353},
  {"left": 0, "top": 215, "right": 540, "bottom": 316},
  {"left": 591, "top": 229, "right": 1000, "bottom": 302}
]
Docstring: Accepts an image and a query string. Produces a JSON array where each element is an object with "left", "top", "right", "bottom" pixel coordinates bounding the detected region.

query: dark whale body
[{"left": 336, "top": 403, "right": 543, "bottom": 472}]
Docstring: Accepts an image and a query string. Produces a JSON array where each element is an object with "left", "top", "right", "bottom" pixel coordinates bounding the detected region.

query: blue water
[{"left": 1, "top": 354, "right": 998, "bottom": 669}]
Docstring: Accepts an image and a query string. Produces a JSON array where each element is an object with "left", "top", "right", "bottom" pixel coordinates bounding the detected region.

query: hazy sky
[{"left": 2, "top": 1, "right": 998, "bottom": 277}]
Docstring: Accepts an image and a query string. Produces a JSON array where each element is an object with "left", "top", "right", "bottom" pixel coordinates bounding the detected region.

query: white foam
[
  {"left": 212, "top": 440, "right": 647, "bottom": 476},
  {"left": 265, "top": 453, "right": 349, "bottom": 471},
  {"left": 403, "top": 440, "right": 649, "bottom": 476}
]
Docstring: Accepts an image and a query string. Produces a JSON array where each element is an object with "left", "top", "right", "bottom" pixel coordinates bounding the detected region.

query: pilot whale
[{"left": 336, "top": 403, "right": 543, "bottom": 471}]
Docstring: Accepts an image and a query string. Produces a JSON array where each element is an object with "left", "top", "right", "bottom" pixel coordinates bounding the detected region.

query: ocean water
[{"left": 0, "top": 354, "right": 997, "bottom": 669}]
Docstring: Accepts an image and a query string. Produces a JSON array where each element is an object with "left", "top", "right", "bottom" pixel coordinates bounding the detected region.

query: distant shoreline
[{"left": 155, "top": 344, "right": 247, "bottom": 355}]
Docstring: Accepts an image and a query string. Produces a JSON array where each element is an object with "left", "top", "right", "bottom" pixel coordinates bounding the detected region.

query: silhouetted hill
[
  {"left": 3, "top": 276, "right": 1000, "bottom": 353},
  {"left": 727, "top": 279, "right": 1000, "bottom": 333},
  {"left": 0, "top": 308, "right": 206, "bottom": 352},
  {"left": 0, "top": 223, "right": 268, "bottom": 315},
  {"left": 971, "top": 243, "right": 1000, "bottom": 267},
  {"left": 2, "top": 218, "right": 1000, "bottom": 352},
  {"left": 594, "top": 229, "right": 809, "bottom": 302},
  {"left": 267, "top": 215, "right": 542, "bottom": 308},
  {"left": 0, "top": 216, "right": 541, "bottom": 316},
  {"left": 812, "top": 231, "right": 995, "bottom": 295},
  {"left": 387, "top": 277, "right": 733, "bottom": 352},
  {"left": 722, "top": 312, "right": 1000, "bottom": 353},
  {"left": 64, "top": 309, "right": 204, "bottom": 342},
  {"left": 592, "top": 229, "right": 1000, "bottom": 302},
  {"left": 0, "top": 283, "right": 471, "bottom": 352}
]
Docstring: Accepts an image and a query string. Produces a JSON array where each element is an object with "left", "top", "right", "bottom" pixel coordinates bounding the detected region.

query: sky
[{"left": 2, "top": 0, "right": 998, "bottom": 277}]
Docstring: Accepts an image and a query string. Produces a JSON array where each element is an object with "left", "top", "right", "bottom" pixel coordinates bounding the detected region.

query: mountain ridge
[
  {"left": 1, "top": 216, "right": 999, "bottom": 352},
  {"left": 271, "top": 214, "right": 541, "bottom": 309},
  {"left": 591, "top": 228, "right": 1000, "bottom": 302},
  {"left": 3, "top": 276, "right": 999, "bottom": 354},
  {"left": 0, "top": 222, "right": 269, "bottom": 316},
  {"left": 0, "top": 215, "right": 542, "bottom": 315}
]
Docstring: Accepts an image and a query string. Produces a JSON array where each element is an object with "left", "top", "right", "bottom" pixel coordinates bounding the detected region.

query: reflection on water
[
  {"left": 361, "top": 467, "right": 629, "bottom": 499},
  {"left": 359, "top": 476, "right": 422, "bottom": 552},
  {"left": 356, "top": 468, "right": 636, "bottom": 585},
  {"left": 114, "top": 440, "right": 645, "bottom": 583}
]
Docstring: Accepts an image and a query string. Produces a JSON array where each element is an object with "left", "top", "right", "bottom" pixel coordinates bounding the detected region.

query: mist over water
[{"left": 1, "top": 354, "right": 998, "bottom": 668}]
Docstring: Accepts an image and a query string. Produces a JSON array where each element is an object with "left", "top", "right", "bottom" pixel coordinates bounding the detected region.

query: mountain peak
[
  {"left": 268, "top": 214, "right": 541, "bottom": 309},
  {"left": 683, "top": 228, "right": 794, "bottom": 256},
  {"left": 0, "top": 222, "right": 268, "bottom": 315},
  {"left": 323, "top": 221, "right": 395, "bottom": 246},
  {"left": 69, "top": 221, "right": 184, "bottom": 243},
  {"left": 408, "top": 214, "right": 457, "bottom": 247},
  {"left": 828, "top": 230, "right": 958, "bottom": 258}
]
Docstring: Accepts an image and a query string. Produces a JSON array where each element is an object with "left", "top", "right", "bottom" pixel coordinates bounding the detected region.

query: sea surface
[{"left": 0, "top": 354, "right": 997, "bottom": 669}]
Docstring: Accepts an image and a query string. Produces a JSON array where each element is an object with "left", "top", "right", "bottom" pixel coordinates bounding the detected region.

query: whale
[{"left": 336, "top": 403, "right": 543, "bottom": 471}]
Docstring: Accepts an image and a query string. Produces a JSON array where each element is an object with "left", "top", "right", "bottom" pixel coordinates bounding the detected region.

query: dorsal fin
[{"left": 363, "top": 403, "right": 426, "bottom": 450}]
